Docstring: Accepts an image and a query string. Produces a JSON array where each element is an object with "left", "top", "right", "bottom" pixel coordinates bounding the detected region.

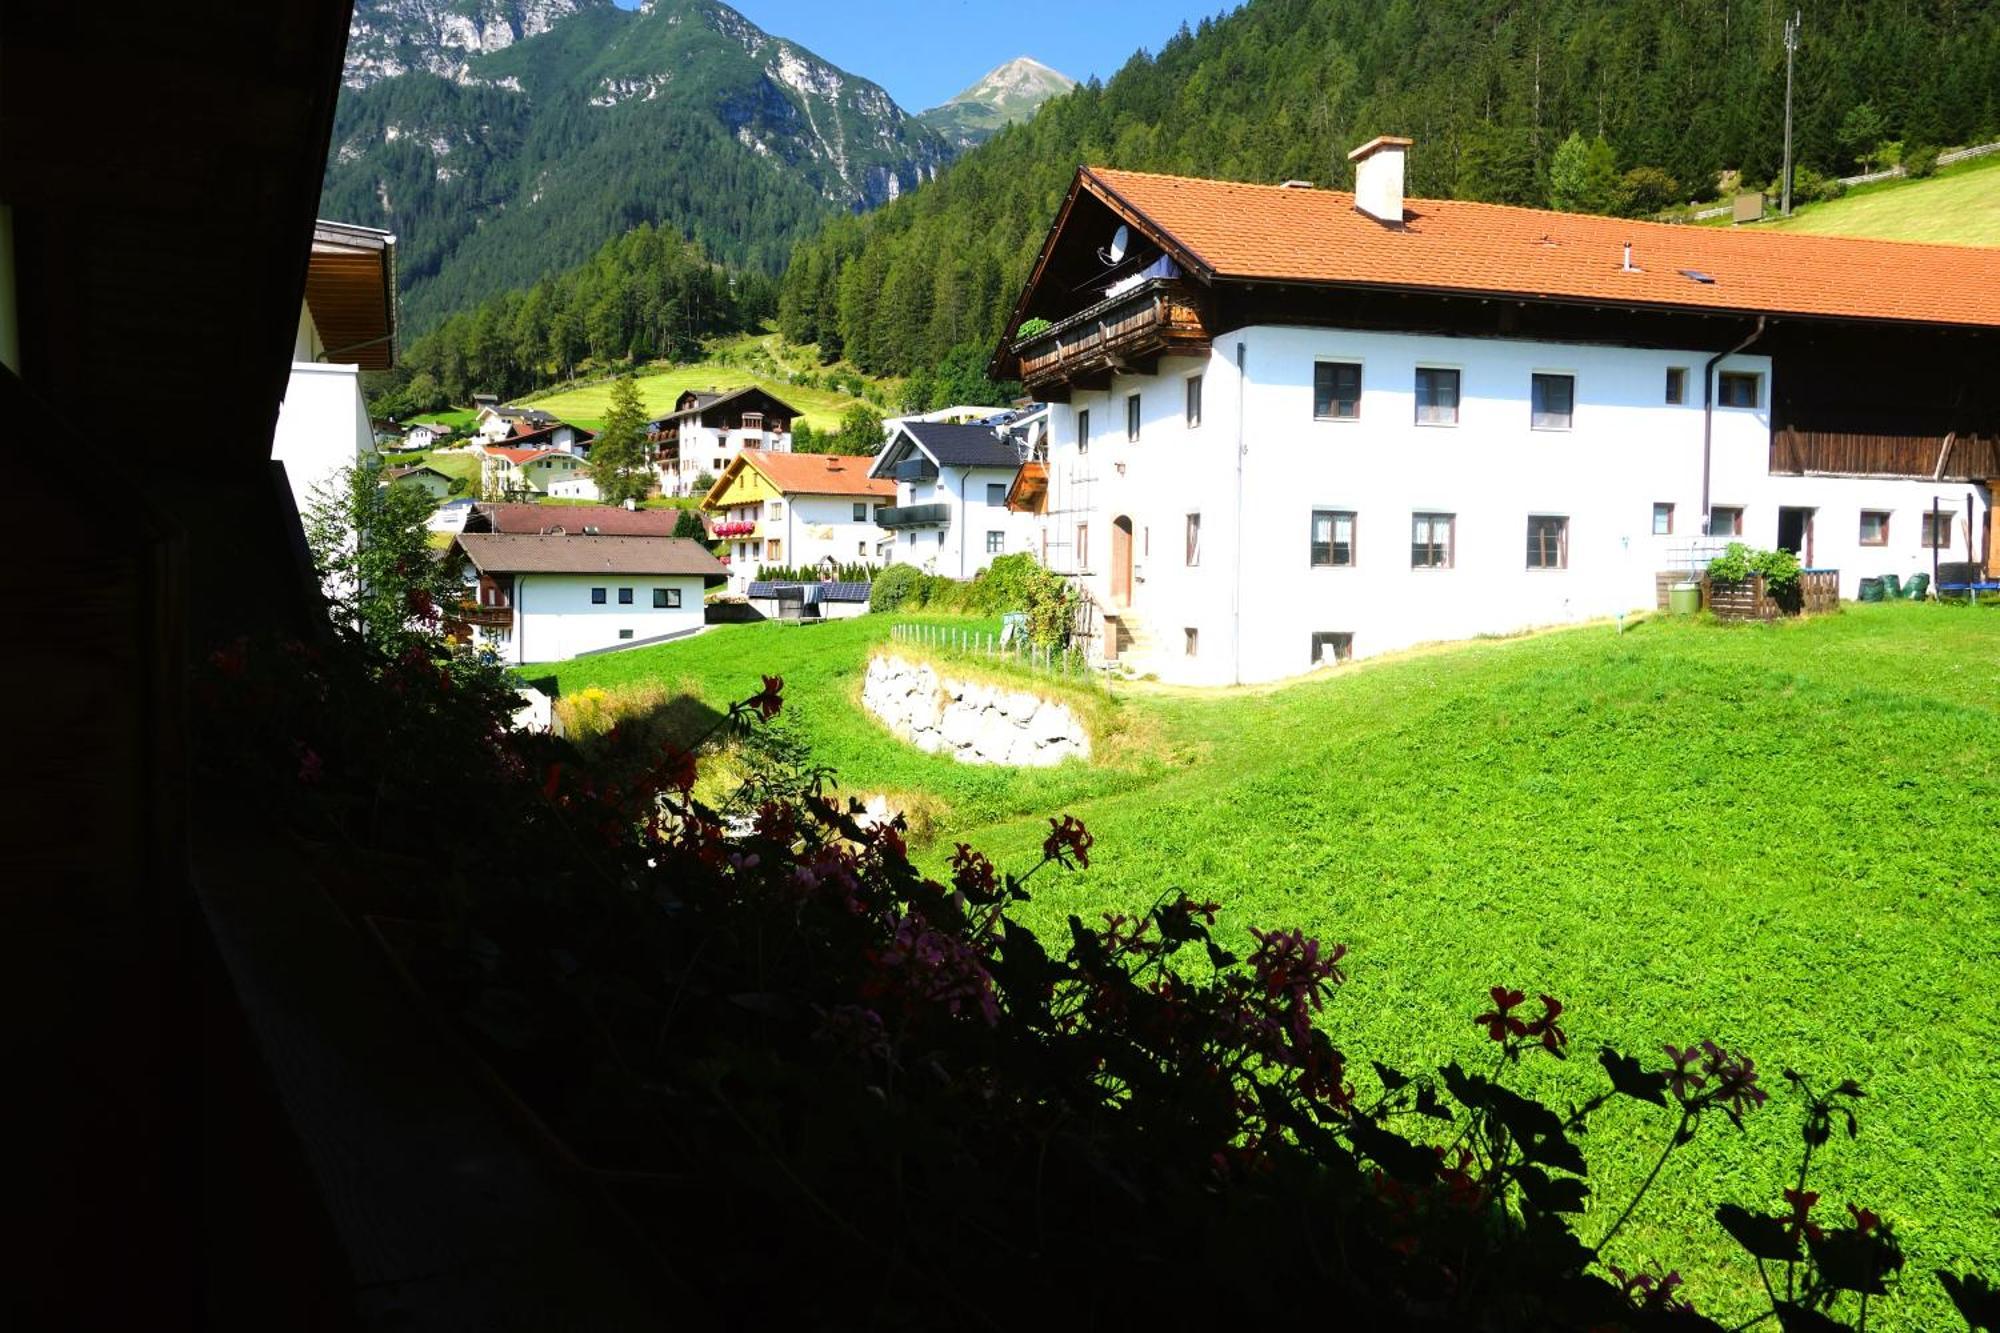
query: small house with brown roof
[
  {"left": 380, "top": 463, "right": 453, "bottom": 501},
  {"left": 989, "top": 136, "right": 2000, "bottom": 685},
  {"left": 650, "top": 386, "right": 801, "bottom": 498},
  {"left": 452, "top": 531, "right": 726, "bottom": 663},
  {"left": 702, "top": 450, "right": 894, "bottom": 590}
]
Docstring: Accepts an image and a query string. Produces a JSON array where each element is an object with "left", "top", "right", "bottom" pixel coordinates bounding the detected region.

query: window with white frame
[
  {"left": 1186, "top": 374, "right": 1203, "bottom": 427},
  {"left": 1414, "top": 367, "right": 1460, "bottom": 425},
  {"left": 1530, "top": 374, "right": 1574, "bottom": 430},
  {"left": 1526, "top": 515, "right": 1569, "bottom": 569},
  {"left": 1411, "top": 512, "right": 1454, "bottom": 568},
  {"left": 1310, "top": 510, "right": 1355, "bottom": 567},
  {"left": 986, "top": 530, "right": 1004, "bottom": 554}
]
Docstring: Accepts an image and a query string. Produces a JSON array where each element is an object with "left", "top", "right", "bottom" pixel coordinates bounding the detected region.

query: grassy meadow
[
  {"left": 527, "top": 604, "right": 2000, "bottom": 1327},
  {"left": 1758, "top": 151, "right": 2000, "bottom": 246},
  {"left": 518, "top": 332, "right": 889, "bottom": 433}
]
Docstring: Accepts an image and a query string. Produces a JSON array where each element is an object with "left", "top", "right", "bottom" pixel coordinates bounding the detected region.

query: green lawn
[
  {"left": 527, "top": 605, "right": 2000, "bottom": 1327},
  {"left": 519, "top": 333, "right": 888, "bottom": 433},
  {"left": 410, "top": 407, "right": 479, "bottom": 433},
  {"left": 405, "top": 447, "right": 480, "bottom": 489},
  {"left": 1759, "top": 152, "right": 2000, "bottom": 246}
]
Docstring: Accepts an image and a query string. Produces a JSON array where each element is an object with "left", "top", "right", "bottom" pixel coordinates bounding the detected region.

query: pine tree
[
  {"left": 1548, "top": 133, "right": 1619, "bottom": 214},
  {"left": 590, "top": 375, "right": 652, "bottom": 506}
]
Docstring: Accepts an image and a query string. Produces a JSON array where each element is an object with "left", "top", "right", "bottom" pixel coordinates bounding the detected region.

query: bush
[
  {"left": 1706, "top": 542, "right": 1802, "bottom": 596},
  {"left": 1903, "top": 143, "right": 1941, "bottom": 179},
  {"left": 1616, "top": 165, "right": 1681, "bottom": 217},
  {"left": 1790, "top": 166, "right": 1848, "bottom": 204},
  {"left": 1015, "top": 317, "right": 1053, "bottom": 340},
  {"left": 868, "top": 561, "right": 923, "bottom": 612}
]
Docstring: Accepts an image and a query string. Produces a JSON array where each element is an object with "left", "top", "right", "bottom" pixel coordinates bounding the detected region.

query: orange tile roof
[
  {"left": 483, "top": 446, "right": 554, "bottom": 465},
  {"left": 1084, "top": 167, "right": 2000, "bottom": 329},
  {"left": 741, "top": 450, "right": 894, "bottom": 498}
]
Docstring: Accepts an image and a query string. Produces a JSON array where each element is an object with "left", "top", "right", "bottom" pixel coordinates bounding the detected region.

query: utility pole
[{"left": 1781, "top": 10, "right": 1801, "bottom": 216}]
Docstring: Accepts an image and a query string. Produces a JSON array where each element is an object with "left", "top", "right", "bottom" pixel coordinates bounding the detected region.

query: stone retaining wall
[{"left": 861, "top": 654, "right": 1090, "bottom": 767}]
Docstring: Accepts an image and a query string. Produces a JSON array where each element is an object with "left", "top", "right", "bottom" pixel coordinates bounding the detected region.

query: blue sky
[{"left": 617, "top": 1, "right": 1227, "bottom": 113}]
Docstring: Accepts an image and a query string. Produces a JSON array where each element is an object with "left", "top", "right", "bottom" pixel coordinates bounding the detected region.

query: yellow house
[{"left": 701, "top": 450, "right": 893, "bottom": 589}]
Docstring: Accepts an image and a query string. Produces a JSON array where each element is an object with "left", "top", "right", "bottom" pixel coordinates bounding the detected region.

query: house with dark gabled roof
[
  {"left": 452, "top": 531, "right": 726, "bottom": 663},
  {"left": 649, "top": 385, "right": 800, "bottom": 497},
  {"left": 987, "top": 136, "right": 2000, "bottom": 685},
  {"left": 868, "top": 421, "right": 1035, "bottom": 578}
]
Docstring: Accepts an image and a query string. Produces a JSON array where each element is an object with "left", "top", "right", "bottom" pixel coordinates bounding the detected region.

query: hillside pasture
[{"left": 524, "top": 604, "right": 2000, "bottom": 1328}]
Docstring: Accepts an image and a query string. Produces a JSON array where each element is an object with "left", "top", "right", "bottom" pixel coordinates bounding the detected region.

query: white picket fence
[{"left": 1673, "top": 137, "right": 2000, "bottom": 222}]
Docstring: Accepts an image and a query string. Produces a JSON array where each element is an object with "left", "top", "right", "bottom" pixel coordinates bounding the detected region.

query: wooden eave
[
  {"left": 305, "top": 233, "right": 397, "bottom": 371},
  {"left": 988, "top": 166, "right": 1215, "bottom": 381}
]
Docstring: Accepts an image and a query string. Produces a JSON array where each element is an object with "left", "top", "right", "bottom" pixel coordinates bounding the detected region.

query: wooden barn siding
[{"left": 1770, "top": 428, "right": 2000, "bottom": 480}]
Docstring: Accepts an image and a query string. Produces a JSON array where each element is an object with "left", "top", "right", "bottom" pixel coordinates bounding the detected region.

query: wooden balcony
[
  {"left": 460, "top": 604, "right": 513, "bottom": 628},
  {"left": 1013, "top": 278, "right": 1212, "bottom": 395}
]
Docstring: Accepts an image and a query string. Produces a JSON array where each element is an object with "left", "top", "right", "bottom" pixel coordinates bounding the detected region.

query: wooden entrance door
[{"left": 1111, "top": 516, "right": 1134, "bottom": 607}]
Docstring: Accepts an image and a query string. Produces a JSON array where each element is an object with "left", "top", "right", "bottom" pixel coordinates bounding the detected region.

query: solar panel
[{"left": 1679, "top": 269, "right": 1717, "bottom": 284}]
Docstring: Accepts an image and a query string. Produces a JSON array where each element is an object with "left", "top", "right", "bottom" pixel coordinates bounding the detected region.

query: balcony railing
[
  {"left": 877, "top": 503, "right": 952, "bottom": 530},
  {"left": 460, "top": 604, "right": 513, "bottom": 628},
  {"left": 1012, "top": 278, "right": 1212, "bottom": 392}
]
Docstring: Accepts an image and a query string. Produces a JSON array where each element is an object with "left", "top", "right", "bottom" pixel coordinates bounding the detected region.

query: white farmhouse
[
  {"left": 651, "top": 387, "right": 799, "bottom": 497},
  {"left": 990, "top": 139, "right": 2000, "bottom": 685},
  {"left": 454, "top": 532, "right": 726, "bottom": 663},
  {"left": 701, "top": 449, "right": 893, "bottom": 591},
  {"left": 271, "top": 220, "right": 396, "bottom": 523},
  {"left": 869, "top": 421, "right": 1037, "bottom": 578}
]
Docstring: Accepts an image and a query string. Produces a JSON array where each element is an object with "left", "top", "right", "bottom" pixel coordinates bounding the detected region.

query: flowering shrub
[{"left": 196, "top": 626, "right": 1992, "bottom": 1329}]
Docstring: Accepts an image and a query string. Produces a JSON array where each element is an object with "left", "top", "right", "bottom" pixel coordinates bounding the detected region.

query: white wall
[
  {"left": 494, "top": 572, "right": 706, "bottom": 664},
  {"left": 1034, "top": 323, "right": 1994, "bottom": 686},
  {"left": 764, "top": 493, "right": 887, "bottom": 579},
  {"left": 272, "top": 356, "right": 374, "bottom": 524},
  {"left": 883, "top": 464, "right": 1032, "bottom": 578},
  {"left": 664, "top": 427, "right": 792, "bottom": 497}
]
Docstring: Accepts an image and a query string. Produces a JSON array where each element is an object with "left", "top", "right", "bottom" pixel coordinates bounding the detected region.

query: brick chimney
[{"left": 1349, "top": 135, "right": 1413, "bottom": 225}]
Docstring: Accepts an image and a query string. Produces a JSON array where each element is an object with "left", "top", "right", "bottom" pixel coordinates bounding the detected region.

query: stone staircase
[{"left": 1104, "top": 606, "right": 1157, "bottom": 671}]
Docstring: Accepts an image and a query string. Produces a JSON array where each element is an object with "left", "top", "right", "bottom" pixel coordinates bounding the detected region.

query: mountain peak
[{"left": 918, "top": 56, "right": 1074, "bottom": 149}]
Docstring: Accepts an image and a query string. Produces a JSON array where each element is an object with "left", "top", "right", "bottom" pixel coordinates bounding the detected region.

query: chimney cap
[{"left": 1347, "top": 135, "right": 1414, "bottom": 163}]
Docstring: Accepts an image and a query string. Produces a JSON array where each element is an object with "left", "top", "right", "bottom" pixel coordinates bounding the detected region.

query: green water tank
[{"left": 1669, "top": 582, "right": 1702, "bottom": 615}]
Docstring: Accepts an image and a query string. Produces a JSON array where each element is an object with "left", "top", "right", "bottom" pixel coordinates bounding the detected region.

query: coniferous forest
[
  {"left": 384, "top": 0, "right": 2000, "bottom": 411},
  {"left": 776, "top": 0, "right": 2000, "bottom": 379}
]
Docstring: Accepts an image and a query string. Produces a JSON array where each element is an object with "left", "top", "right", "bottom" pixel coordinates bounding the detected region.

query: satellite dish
[{"left": 1098, "top": 224, "right": 1129, "bottom": 267}]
